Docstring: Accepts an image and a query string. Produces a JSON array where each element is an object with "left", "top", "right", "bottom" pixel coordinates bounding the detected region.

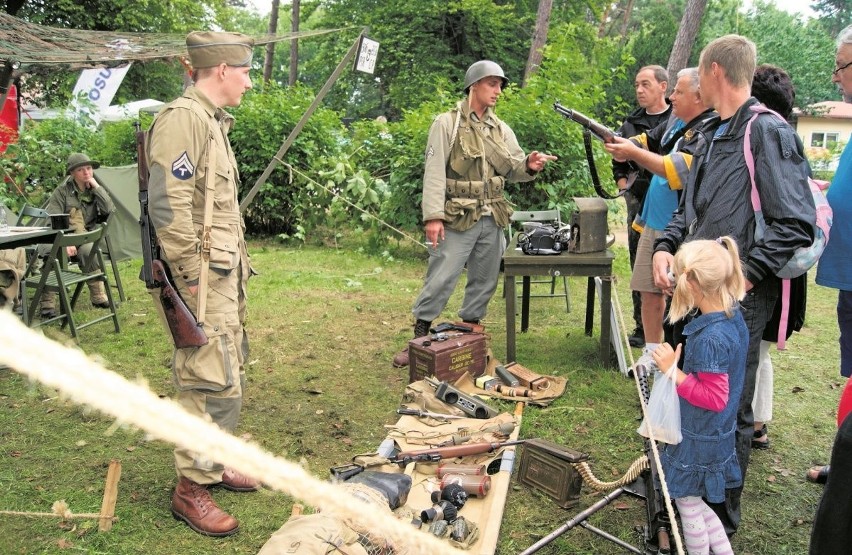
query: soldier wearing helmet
[{"left": 392, "top": 60, "right": 557, "bottom": 367}]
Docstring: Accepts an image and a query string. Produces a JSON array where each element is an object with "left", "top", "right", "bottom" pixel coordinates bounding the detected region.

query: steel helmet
[{"left": 463, "top": 60, "right": 508, "bottom": 93}]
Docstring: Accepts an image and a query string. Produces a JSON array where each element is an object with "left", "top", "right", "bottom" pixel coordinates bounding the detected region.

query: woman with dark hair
[{"left": 748, "top": 64, "right": 807, "bottom": 452}]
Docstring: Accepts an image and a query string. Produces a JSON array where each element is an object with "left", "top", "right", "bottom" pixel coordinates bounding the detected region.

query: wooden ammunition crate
[
  {"left": 518, "top": 439, "right": 589, "bottom": 509},
  {"left": 408, "top": 333, "right": 488, "bottom": 384},
  {"left": 505, "top": 362, "right": 551, "bottom": 391}
]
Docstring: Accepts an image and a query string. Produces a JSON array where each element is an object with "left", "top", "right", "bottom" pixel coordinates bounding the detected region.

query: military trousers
[
  {"left": 151, "top": 263, "right": 249, "bottom": 485},
  {"left": 39, "top": 242, "right": 106, "bottom": 309},
  {"left": 412, "top": 215, "right": 505, "bottom": 323}
]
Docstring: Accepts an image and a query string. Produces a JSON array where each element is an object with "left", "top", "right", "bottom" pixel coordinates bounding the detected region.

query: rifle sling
[
  {"left": 196, "top": 133, "right": 216, "bottom": 326},
  {"left": 583, "top": 129, "right": 623, "bottom": 200}
]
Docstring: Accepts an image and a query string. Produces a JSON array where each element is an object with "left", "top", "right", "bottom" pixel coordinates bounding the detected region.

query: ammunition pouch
[{"left": 444, "top": 177, "right": 512, "bottom": 231}]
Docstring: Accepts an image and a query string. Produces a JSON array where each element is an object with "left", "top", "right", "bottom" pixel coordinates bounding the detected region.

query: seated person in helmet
[{"left": 40, "top": 152, "right": 115, "bottom": 317}]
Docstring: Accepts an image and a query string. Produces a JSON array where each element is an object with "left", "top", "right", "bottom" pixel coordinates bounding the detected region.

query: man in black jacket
[
  {"left": 652, "top": 35, "right": 816, "bottom": 536},
  {"left": 613, "top": 65, "right": 671, "bottom": 348}
]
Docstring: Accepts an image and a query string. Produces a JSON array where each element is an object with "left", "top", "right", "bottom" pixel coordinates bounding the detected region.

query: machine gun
[
  {"left": 553, "top": 102, "right": 618, "bottom": 144},
  {"left": 390, "top": 439, "right": 530, "bottom": 466},
  {"left": 136, "top": 122, "right": 208, "bottom": 349}
]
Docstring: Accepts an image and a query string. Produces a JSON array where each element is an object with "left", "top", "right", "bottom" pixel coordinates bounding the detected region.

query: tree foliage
[
  {"left": 741, "top": 1, "right": 838, "bottom": 107},
  {"left": 307, "top": 0, "right": 536, "bottom": 120},
  {"left": 0, "top": 0, "right": 844, "bottom": 244},
  {"left": 812, "top": 0, "right": 852, "bottom": 36}
]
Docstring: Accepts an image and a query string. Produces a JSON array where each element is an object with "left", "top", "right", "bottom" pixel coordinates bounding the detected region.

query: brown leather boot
[
  {"left": 171, "top": 477, "right": 239, "bottom": 537},
  {"left": 391, "top": 319, "right": 432, "bottom": 368},
  {"left": 218, "top": 468, "right": 259, "bottom": 492}
]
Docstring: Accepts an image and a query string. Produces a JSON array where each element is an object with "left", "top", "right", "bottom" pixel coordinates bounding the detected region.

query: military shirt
[
  {"left": 422, "top": 101, "right": 534, "bottom": 223},
  {"left": 46, "top": 176, "right": 115, "bottom": 234},
  {"left": 146, "top": 86, "right": 247, "bottom": 289}
]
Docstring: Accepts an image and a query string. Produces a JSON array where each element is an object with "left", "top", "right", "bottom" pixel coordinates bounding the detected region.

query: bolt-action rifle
[
  {"left": 553, "top": 102, "right": 619, "bottom": 143},
  {"left": 136, "top": 122, "right": 208, "bottom": 349},
  {"left": 390, "top": 439, "right": 531, "bottom": 466}
]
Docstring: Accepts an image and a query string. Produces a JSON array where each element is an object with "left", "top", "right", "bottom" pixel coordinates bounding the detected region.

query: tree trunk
[
  {"left": 289, "top": 0, "right": 300, "bottom": 86},
  {"left": 598, "top": 2, "right": 611, "bottom": 38},
  {"left": 5, "top": 0, "right": 24, "bottom": 15},
  {"left": 263, "top": 0, "right": 280, "bottom": 83},
  {"left": 666, "top": 0, "right": 708, "bottom": 93},
  {"left": 522, "top": 0, "right": 553, "bottom": 87},
  {"left": 619, "top": 0, "right": 635, "bottom": 38}
]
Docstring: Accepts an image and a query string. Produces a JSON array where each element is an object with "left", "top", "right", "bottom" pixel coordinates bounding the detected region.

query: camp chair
[
  {"left": 12, "top": 204, "right": 52, "bottom": 318},
  {"left": 101, "top": 213, "right": 125, "bottom": 302},
  {"left": 23, "top": 224, "right": 120, "bottom": 340},
  {"left": 506, "top": 209, "right": 571, "bottom": 313},
  {"left": 15, "top": 204, "right": 50, "bottom": 227}
]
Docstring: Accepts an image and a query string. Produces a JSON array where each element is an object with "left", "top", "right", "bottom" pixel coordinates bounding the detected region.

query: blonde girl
[{"left": 652, "top": 237, "right": 747, "bottom": 555}]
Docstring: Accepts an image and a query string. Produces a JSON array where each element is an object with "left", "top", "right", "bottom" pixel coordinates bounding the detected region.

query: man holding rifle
[
  {"left": 603, "top": 68, "right": 716, "bottom": 375},
  {"left": 145, "top": 31, "right": 256, "bottom": 537},
  {"left": 612, "top": 65, "right": 671, "bottom": 349}
]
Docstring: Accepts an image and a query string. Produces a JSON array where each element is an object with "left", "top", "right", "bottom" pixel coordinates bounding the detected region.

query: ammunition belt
[{"left": 445, "top": 176, "right": 505, "bottom": 200}]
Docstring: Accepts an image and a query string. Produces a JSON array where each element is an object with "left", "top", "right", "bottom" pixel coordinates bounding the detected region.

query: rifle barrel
[{"left": 394, "top": 439, "right": 529, "bottom": 462}]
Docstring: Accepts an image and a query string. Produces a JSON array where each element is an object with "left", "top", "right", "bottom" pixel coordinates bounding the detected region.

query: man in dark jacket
[
  {"left": 613, "top": 65, "right": 671, "bottom": 348},
  {"left": 652, "top": 34, "right": 816, "bottom": 536}
]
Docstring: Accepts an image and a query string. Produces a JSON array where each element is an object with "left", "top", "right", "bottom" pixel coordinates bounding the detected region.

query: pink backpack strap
[
  {"left": 776, "top": 278, "right": 791, "bottom": 350},
  {"left": 744, "top": 113, "right": 761, "bottom": 212},
  {"left": 744, "top": 104, "right": 786, "bottom": 213}
]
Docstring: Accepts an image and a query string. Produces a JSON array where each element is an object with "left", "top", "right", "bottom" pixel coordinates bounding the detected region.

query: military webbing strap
[{"left": 195, "top": 133, "right": 216, "bottom": 326}]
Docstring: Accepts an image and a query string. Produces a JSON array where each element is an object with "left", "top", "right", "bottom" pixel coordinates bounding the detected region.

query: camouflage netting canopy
[{"left": 0, "top": 12, "right": 345, "bottom": 67}]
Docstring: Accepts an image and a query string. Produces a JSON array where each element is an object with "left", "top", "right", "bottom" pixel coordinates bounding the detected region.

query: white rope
[
  {"left": 0, "top": 311, "right": 464, "bottom": 555},
  {"left": 610, "top": 278, "right": 685, "bottom": 555}
]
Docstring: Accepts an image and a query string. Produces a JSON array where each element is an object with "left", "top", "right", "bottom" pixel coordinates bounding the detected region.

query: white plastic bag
[{"left": 637, "top": 366, "right": 682, "bottom": 445}]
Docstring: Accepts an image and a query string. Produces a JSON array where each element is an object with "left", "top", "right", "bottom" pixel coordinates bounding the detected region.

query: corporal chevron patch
[{"left": 172, "top": 151, "right": 195, "bottom": 180}]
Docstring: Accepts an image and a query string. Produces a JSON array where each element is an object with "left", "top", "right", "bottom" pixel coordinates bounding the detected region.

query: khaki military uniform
[
  {"left": 0, "top": 247, "right": 25, "bottom": 309},
  {"left": 147, "top": 86, "right": 251, "bottom": 484},
  {"left": 413, "top": 100, "right": 536, "bottom": 323},
  {"left": 40, "top": 175, "right": 115, "bottom": 309}
]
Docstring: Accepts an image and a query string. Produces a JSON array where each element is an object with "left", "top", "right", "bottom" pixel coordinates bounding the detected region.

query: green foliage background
[{"left": 0, "top": 0, "right": 844, "bottom": 244}]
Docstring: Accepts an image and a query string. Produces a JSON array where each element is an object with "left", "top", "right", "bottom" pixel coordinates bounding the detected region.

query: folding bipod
[{"left": 519, "top": 368, "right": 675, "bottom": 555}]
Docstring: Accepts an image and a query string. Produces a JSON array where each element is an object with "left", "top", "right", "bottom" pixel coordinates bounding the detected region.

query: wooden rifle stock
[
  {"left": 152, "top": 259, "right": 208, "bottom": 349},
  {"left": 136, "top": 122, "right": 208, "bottom": 349},
  {"left": 553, "top": 102, "right": 618, "bottom": 143},
  {"left": 392, "top": 439, "right": 529, "bottom": 464}
]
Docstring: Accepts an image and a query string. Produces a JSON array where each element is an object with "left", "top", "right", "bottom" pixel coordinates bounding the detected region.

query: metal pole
[
  {"left": 239, "top": 28, "right": 366, "bottom": 213},
  {"left": 518, "top": 487, "right": 630, "bottom": 555}
]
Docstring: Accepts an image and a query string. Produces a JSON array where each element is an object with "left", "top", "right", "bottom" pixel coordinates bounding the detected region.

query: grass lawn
[{"left": 0, "top": 236, "right": 841, "bottom": 554}]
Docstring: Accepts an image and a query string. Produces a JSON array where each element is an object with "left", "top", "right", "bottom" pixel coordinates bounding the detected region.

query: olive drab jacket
[
  {"left": 146, "top": 86, "right": 249, "bottom": 306},
  {"left": 422, "top": 100, "right": 536, "bottom": 231},
  {"left": 46, "top": 176, "right": 115, "bottom": 234}
]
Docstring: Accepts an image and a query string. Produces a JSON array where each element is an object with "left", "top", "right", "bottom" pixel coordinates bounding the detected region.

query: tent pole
[{"left": 239, "top": 28, "right": 367, "bottom": 213}]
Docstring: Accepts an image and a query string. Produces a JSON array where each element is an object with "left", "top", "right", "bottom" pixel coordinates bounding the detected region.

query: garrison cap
[
  {"left": 186, "top": 31, "right": 254, "bottom": 69},
  {"left": 66, "top": 153, "right": 100, "bottom": 174}
]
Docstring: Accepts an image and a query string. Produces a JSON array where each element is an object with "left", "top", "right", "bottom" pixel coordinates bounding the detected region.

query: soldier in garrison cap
[
  {"left": 40, "top": 152, "right": 116, "bottom": 318},
  {"left": 391, "top": 60, "right": 557, "bottom": 368},
  {"left": 146, "top": 30, "right": 256, "bottom": 537}
]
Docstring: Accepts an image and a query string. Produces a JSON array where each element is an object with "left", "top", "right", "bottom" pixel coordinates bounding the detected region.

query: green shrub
[
  {"left": 0, "top": 116, "right": 99, "bottom": 210},
  {"left": 229, "top": 82, "right": 350, "bottom": 238}
]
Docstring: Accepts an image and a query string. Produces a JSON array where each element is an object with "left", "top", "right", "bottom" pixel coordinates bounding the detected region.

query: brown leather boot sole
[{"left": 171, "top": 509, "right": 240, "bottom": 537}]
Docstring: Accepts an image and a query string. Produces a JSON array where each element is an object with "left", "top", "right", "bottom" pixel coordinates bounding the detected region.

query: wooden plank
[{"left": 98, "top": 459, "right": 121, "bottom": 532}]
